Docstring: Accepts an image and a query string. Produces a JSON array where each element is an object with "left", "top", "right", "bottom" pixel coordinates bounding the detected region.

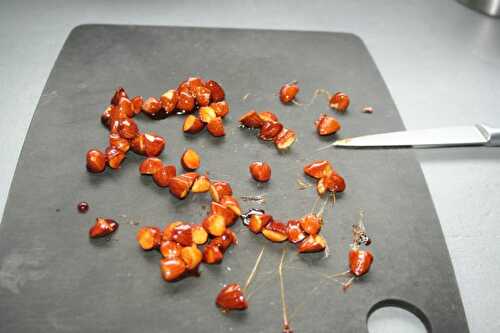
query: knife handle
[{"left": 477, "top": 124, "right": 500, "bottom": 146}]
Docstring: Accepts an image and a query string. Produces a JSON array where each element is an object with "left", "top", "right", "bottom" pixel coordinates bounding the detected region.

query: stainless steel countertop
[{"left": 1, "top": 1, "right": 499, "bottom": 332}]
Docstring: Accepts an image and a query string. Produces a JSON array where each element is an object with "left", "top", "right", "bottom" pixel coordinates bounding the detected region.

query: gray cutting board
[{"left": 0, "top": 25, "right": 468, "bottom": 333}]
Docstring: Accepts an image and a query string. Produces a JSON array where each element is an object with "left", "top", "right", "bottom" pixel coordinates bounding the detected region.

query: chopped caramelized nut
[
  {"left": 136, "top": 226, "right": 163, "bottom": 250},
  {"left": 298, "top": 234, "right": 327, "bottom": 253},
  {"left": 183, "top": 115, "right": 205, "bottom": 134},
  {"left": 181, "top": 148, "right": 201, "bottom": 171},
  {"left": 160, "top": 257, "right": 186, "bottom": 282},
  {"left": 262, "top": 221, "right": 288, "bottom": 242}
]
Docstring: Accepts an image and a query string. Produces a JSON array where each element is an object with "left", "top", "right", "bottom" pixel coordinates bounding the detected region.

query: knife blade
[{"left": 330, "top": 124, "right": 500, "bottom": 148}]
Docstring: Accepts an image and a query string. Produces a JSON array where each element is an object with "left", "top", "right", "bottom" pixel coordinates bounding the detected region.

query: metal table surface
[{"left": 0, "top": 1, "right": 499, "bottom": 332}]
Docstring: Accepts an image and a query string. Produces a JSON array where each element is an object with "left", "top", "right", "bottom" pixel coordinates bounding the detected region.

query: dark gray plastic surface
[{"left": 0, "top": 25, "right": 468, "bottom": 333}]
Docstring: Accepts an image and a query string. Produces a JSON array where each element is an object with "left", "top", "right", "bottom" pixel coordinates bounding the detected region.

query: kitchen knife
[{"left": 330, "top": 124, "right": 500, "bottom": 148}]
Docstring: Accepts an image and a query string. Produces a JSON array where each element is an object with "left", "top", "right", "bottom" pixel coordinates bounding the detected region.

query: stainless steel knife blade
[{"left": 331, "top": 124, "right": 499, "bottom": 148}]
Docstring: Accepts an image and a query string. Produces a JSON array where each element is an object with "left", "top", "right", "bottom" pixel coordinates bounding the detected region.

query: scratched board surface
[{"left": 0, "top": 26, "right": 468, "bottom": 332}]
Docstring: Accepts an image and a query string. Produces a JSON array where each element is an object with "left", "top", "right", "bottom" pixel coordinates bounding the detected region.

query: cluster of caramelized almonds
[
  {"left": 86, "top": 87, "right": 166, "bottom": 173},
  {"left": 136, "top": 217, "right": 238, "bottom": 282},
  {"left": 239, "top": 110, "right": 296, "bottom": 150},
  {"left": 159, "top": 77, "right": 230, "bottom": 137},
  {"left": 135, "top": 177, "right": 242, "bottom": 282},
  {"left": 140, "top": 76, "right": 229, "bottom": 139},
  {"left": 303, "top": 160, "right": 346, "bottom": 195},
  {"left": 242, "top": 209, "right": 328, "bottom": 254},
  {"left": 137, "top": 157, "right": 243, "bottom": 281},
  {"left": 138, "top": 147, "right": 202, "bottom": 191}
]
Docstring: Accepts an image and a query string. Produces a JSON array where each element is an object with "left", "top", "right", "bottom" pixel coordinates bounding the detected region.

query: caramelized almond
[
  {"left": 168, "top": 177, "right": 191, "bottom": 199},
  {"left": 109, "top": 133, "right": 130, "bottom": 153},
  {"left": 210, "top": 181, "right": 233, "bottom": 201},
  {"left": 177, "top": 91, "right": 195, "bottom": 112},
  {"left": 110, "top": 87, "right": 128, "bottom": 106},
  {"left": 303, "top": 160, "right": 333, "bottom": 179},
  {"left": 317, "top": 177, "right": 327, "bottom": 195},
  {"left": 287, "top": 220, "right": 306, "bottom": 244},
  {"left": 194, "top": 86, "right": 211, "bottom": 107},
  {"left": 105, "top": 147, "right": 126, "bottom": 169},
  {"left": 117, "top": 118, "right": 139, "bottom": 139},
  {"left": 191, "top": 175, "right": 211, "bottom": 193},
  {"left": 181, "top": 245, "right": 203, "bottom": 270},
  {"left": 118, "top": 97, "right": 134, "bottom": 118},
  {"left": 207, "top": 117, "right": 225, "bottom": 137},
  {"left": 177, "top": 80, "right": 190, "bottom": 94},
  {"left": 316, "top": 114, "right": 341, "bottom": 136},
  {"left": 143, "top": 132, "right": 166, "bottom": 157},
  {"left": 220, "top": 195, "right": 241, "bottom": 216},
  {"left": 210, "top": 229, "right": 238, "bottom": 252},
  {"left": 349, "top": 249, "right": 374, "bottom": 277},
  {"left": 223, "top": 229, "right": 238, "bottom": 247},
  {"left": 142, "top": 96, "right": 162, "bottom": 116},
  {"left": 274, "top": 128, "right": 296, "bottom": 150},
  {"left": 86, "top": 149, "right": 106, "bottom": 173},
  {"left": 160, "top": 89, "right": 178, "bottom": 114},
  {"left": 181, "top": 148, "right": 201, "bottom": 171},
  {"left": 202, "top": 214, "right": 226, "bottom": 237},
  {"left": 152, "top": 164, "right": 176, "bottom": 187},
  {"left": 258, "top": 111, "right": 278, "bottom": 123},
  {"left": 191, "top": 224, "right": 209, "bottom": 245},
  {"left": 139, "top": 157, "right": 163, "bottom": 175},
  {"left": 160, "top": 240, "right": 182, "bottom": 259},
  {"left": 162, "top": 221, "right": 184, "bottom": 241},
  {"left": 183, "top": 115, "right": 205, "bottom": 134},
  {"left": 136, "top": 226, "right": 162, "bottom": 250},
  {"left": 298, "top": 234, "right": 327, "bottom": 253},
  {"left": 109, "top": 104, "right": 128, "bottom": 122},
  {"left": 185, "top": 77, "right": 204, "bottom": 92},
  {"left": 300, "top": 214, "right": 322, "bottom": 235},
  {"left": 249, "top": 161, "right": 271, "bottom": 182},
  {"left": 89, "top": 218, "right": 118, "bottom": 238},
  {"left": 329, "top": 92, "right": 350, "bottom": 112},
  {"left": 131, "top": 96, "right": 144, "bottom": 115},
  {"left": 216, "top": 283, "right": 248, "bottom": 311},
  {"left": 178, "top": 172, "right": 199, "bottom": 188},
  {"left": 199, "top": 106, "right": 217, "bottom": 123},
  {"left": 259, "top": 121, "right": 283, "bottom": 141},
  {"left": 160, "top": 257, "right": 186, "bottom": 282},
  {"left": 279, "top": 82, "right": 299, "bottom": 103},
  {"left": 131, "top": 132, "right": 166, "bottom": 157},
  {"left": 248, "top": 214, "right": 272, "bottom": 234},
  {"left": 211, "top": 202, "right": 237, "bottom": 226},
  {"left": 101, "top": 106, "right": 113, "bottom": 128},
  {"left": 130, "top": 133, "right": 146, "bottom": 155},
  {"left": 170, "top": 223, "right": 193, "bottom": 246},
  {"left": 323, "top": 173, "right": 346, "bottom": 193},
  {"left": 203, "top": 244, "right": 224, "bottom": 264},
  {"left": 262, "top": 221, "right": 288, "bottom": 242},
  {"left": 239, "top": 110, "right": 264, "bottom": 128},
  {"left": 210, "top": 101, "right": 229, "bottom": 117},
  {"left": 205, "top": 80, "right": 225, "bottom": 102}
]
